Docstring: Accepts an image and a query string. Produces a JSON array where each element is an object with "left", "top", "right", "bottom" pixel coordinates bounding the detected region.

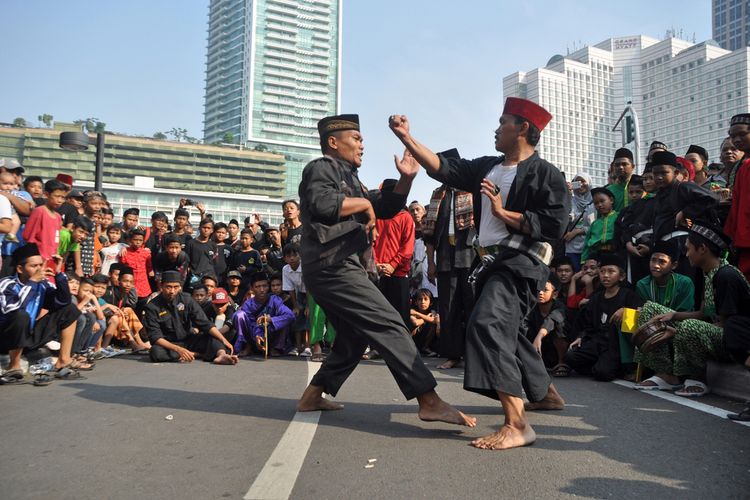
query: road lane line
[
  {"left": 613, "top": 380, "right": 750, "bottom": 427},
  {"left": 245, "top": 361, "right": 321, "bottom": 500}
]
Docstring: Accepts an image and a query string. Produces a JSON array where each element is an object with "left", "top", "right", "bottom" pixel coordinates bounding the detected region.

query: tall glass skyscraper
[
  {"left": 203, "top": 0, "right": 342, "bottom": 196},
  {"left": 713, "top": 0, "right": 750, "bottom": 50}
]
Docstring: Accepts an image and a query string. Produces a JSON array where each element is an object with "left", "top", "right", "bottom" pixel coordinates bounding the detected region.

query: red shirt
[
  {"left": 22, "top": 206, "right": 62, "bottom": 260},
  {"left": 120, "top": 246, "right": 153, "bottom": 298},
  {"left": 374, "top": 210, "right": 415, "bottom": 278},
  {"left": 725, "top": 159, "right": 750, "bottom": 248}
]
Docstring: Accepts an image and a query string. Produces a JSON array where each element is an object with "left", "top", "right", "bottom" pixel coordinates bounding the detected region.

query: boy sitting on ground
[
  {"left": 526, "top": 273, "right": 568, "bottom": 376},
  {"left": 101, "top": 266, "right": 150, "bottom": 353},
  {"left": 233, "top": 272, "right": 295, "bottom": 357}
]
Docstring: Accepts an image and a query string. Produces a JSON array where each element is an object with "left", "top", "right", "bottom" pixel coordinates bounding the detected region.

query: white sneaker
[{"left": 300, "top": 348, "right": 312, "bottom": 357}]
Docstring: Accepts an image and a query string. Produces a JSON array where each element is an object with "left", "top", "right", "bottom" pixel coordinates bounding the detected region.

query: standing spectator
[
  {"left": 717, "top": 136, "right": 744, "bottom": 190},
  {"left": 186, "top": 218, "right": 218, "bottom": 283},
  {"left": 581, "top": 187, "right": 618, "bottom": 262},
  {"left": 726, "top": 113, "right": 750, "bottom": 281},
  {"left": 60, "top": 190, "right": 85, "bottom": 229},
  {"left": 227, "top": 219, "right": 241, "bottom": 250},
  {"left": 59, "top": 215, "right": 93, "bottom": 276},
  {"left": 605, "top": 148, "right": 636, "bottom": 212},
  {"left": 282, "top": 243, "right": 309, "bottom": 357},
  {"left": 99, "top": 223, "right": 127, "bottom": 276},
  {"left": 119, "top": 228, "right": 153, "bottom": 310},
  {"left": 0, "top": 184, "right": 12, "bottom": 267},
  {"left": 563, "top": 173, "right": 595, "bottom": 271},
  {"left": 152, "top": 234, "right": 190, "bottom": 287},
  {"left": 212, "top": 222, "right": 232, "bottom": 283},
  {"left": 229, "top": 228, "right": 262, "bottom": 289},
  {"left": 23, "top": 179, "right": 67, "bottom": 262},
  {"left": 280, "top": 200, "right": 303, "bottom": 246},
  {"left": 144, "top": 211, "right": 169, "bottom": 255},
  {"left": 685, "top": 144, "right": 709, "bottom": 179},
  {"left": 263, "top": 227, "right": 284, "bottom": 273},
  {"left": 408, "top": 201, "right": 437, "bottom": 298},
  {"left": 170, "top": 208, "right": 193, "bottom": 250},
  {"left": 374, "top": 179, "right": 415, "bottom": 326}
]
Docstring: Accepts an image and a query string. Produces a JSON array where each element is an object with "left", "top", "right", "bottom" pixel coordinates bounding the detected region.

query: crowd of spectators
[{"left": 0, "top": 119, "right": 749, "bottom": 421}]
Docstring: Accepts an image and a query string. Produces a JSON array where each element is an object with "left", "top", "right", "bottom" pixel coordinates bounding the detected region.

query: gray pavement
[{"left": 1, "top": 354, "right": 748, "bottom": 500}]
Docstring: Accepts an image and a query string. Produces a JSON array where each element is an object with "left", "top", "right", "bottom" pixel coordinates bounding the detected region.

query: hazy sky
[{"left": 1, "top": 0, "right": 712, "bottom": 202}]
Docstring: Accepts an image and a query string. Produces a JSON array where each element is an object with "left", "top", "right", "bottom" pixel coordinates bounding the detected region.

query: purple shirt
[{"left": 233, "top": 294, "right": 294, "bottom": 351}]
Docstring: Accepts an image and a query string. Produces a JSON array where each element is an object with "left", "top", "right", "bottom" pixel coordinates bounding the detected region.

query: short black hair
[
  {"left": 283, "top": 243, "right": 300, "bottom": 257},
  {"left": 199, "top": 218, "right": 214, "bottom": 227},
  {"left": 282, "top": 199, "right": 300, "bottom": 209},
  {"left": 23, "top": 176, "right": 43, "bottom": 190},
  {"left": 72, "top": 215, "right": 94, "bottom": 233},
  {"left": 229, "top": 219, "right": 239, "bottom": 226},
  {"left": 80, "top": 277, "right": 94, "bottom": 287},
  {"left": 174, "top": 208, "right": 190, "bottom": 219},
  {"left": 551, "top": 256, "right": 574, "bottom": 269},
  {"left": 512, "top": 115, "right": 541, "bottom": 146},
  {"left": 250, "top": 272, "right": 270, "bottom": 286},
  {"left": 191, "top": 284, "right": 207, "bottom": 293},
  {"left": 240, "top": 228, "right": 254, "bottom": 238},
  {"left": 214, "top": 222, "right": 228, "bottom": 231},
  {"left": 269, "top": 273, "right": 282, "bottom": 283},
  {"left": 44, "top": 179, "right": 68, "bottom": 194},
  {"left": 130, "top": 228, "right": 146, "bottom": 238},
  {"left": 123, "top": 208, "right": 140, "bottom": 218},
  {"left": 66, "top": 272, "right": 82, "bottom": 282},
  {"left": 91, "top": 273, "right": 109, "bottom": 284},
  {"left": 688, "top": 233, "right": 722, "bottom": 258},
  {"left": 200, "top": 275, "right": 218, "bottom": 285}
]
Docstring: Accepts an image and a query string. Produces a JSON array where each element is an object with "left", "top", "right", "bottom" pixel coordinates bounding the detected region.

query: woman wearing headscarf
[{"left": 563, "top": 173, "right": 595, "bottom": 271}]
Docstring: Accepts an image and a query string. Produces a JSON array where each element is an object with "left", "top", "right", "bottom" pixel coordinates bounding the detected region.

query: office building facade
[
  {"left": 203, "top": 0, "right": 342, "bottom": 196},
  {"left": 713, "top": 0, "right": 750, "bottom": 50},
  {"left": 504, "top": 35, "right": 750, "bottom": 187}
]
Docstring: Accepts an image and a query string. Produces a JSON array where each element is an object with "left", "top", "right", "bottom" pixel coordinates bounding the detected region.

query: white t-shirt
[
  {"left": 282, "top": 263, "right": 306, "bottom": 294},
  {"left": 99, "top": 243, "right": 127, "bottom": 275},
  {"left": 0, "top": 195, "right": 11, "bottom": 244},
  {"left": 478, "top": 163, "right": 518, "bottom": 247}
]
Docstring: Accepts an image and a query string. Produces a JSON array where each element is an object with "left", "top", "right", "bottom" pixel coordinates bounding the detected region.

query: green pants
[{"left": 308, "top": 293, "right": 336, "bottom": 345}]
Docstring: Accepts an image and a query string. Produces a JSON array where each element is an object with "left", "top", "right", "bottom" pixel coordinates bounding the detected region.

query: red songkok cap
[
  {"left": 56, "top": 173, "right": 74, "bottom": 185},
  {"left": 503, "top": 97, "right": 553, "bottom": 131}
]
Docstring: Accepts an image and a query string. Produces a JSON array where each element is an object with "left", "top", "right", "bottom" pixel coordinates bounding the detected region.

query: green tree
[
  {"left": 153, "top": 132, "right": 167, "bottom": 140},
  {"left": 74, "top": 117, "right": 106, "bottom": 134},
  {"left": 222, "top": 132, "right": 235, "bottom": 144},
  {"left": 253, "top": 143, "right": 268, "bottom": 152},
  {"left": 12, "top": 117, "right": 27, "bottom": 127},
  {"left": 37, "top": 113, "right": 54, "bottom": 127}
]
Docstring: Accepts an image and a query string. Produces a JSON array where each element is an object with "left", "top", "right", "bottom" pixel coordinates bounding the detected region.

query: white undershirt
[{"left": 478, "top": 163, "right": 517, "bottom": 247}]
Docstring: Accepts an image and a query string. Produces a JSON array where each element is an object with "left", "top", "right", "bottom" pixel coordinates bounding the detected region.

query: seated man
[
  {"left": 233, "top": 272, "right": 295, "bottom": 357},
  {"left": 143, "top": 270, "right": 237, "bottom": 365},
  {"left": 0, "top": 244, "right": 83, "bottom": 381},
  {"left": 526, "top": 273, "right": 567, "bottom": 375}
]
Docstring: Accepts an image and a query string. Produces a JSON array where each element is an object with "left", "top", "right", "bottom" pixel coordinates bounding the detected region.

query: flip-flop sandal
[
  {"left": 674, "top": 379, "right": 710, "bottom": 397},
  {"left": 634, "top": 375, "right": 683, "bottom": 391},
  {"left": 3, "top": 368, "right": 24, "bottom": 379},
  {"left": 32, "top": 373, "right": 54, "bottom": 386},
  {"left": 0, "top": 375, "right": 24, "bottom": 385},
  {"left": 69, "top": 360, "right": 95, "bottom": 371},
  {"left": 54, "top": 367, "right": 85, "bottom": 380},
  {"left": 728, "top": 406, "right": 750, "bottom": 422},
  {"left": 551, "top": 364, "right": 571, "bottom": 377},
  {"left": 311, "top": 353, "right": 326, "bottom": 362}
]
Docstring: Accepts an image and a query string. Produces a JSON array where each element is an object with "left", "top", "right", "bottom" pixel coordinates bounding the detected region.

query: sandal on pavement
[
  {"left": 54, "top": 367, "right": 85, "bottom": 380},
  {"left": 3, "top": 368, "right": 24, "bottom": 379},
  {"left": 728, "top": 404, "right": 750, "bottom": 422},
  {"left": 634, "top": 375, "right": 683, "bottom": 391},
  {"left": 551, "top": 363, "right": 571, "bottom": 378},
  {"left": 32, "top": 373, "right": 54, "bottom": 386},
  {"left": 68, "top": 359, "right": 95, "bottom": 371},
  {"left": 674, "top": 379, "right": 710, "bottom": 397},
  {"left": 311, "top": 353, "right": 326, "bottom": 362}
]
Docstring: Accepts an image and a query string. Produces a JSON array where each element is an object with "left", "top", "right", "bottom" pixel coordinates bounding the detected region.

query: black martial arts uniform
[
  {"left": 564, "top": 287, "right": 643, "bottom": 381},
  {"left": 615, "top": 196, "right": 655, "bottom": 284},
  {"left": 428, "top": 152, "right": 570, "bottom": 402},
  {"left": 143, "top": 292, "right": 233, "bottom": 362},
  {"left": 299, "top": 155, "right": 436, "bottom": 400},
  {"left": 714, "top": 266, "right": 750, "bottom": 368}
]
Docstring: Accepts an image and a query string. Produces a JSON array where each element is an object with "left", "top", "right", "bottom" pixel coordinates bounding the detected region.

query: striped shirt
[{"left": 0, "top": 273, "right": 72, "bottom": 328}]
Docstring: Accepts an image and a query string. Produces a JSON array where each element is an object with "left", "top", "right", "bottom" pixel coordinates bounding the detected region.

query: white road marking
[
  {"left": 244, "top": 361, "right": 321, "bottom": 500},
  {"left": 613, "top": 380, "right": 750, "bottom": 427}
]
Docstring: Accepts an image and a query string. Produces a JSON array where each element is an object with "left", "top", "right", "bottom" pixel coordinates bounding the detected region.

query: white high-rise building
[
  {"left": 504, "top": 35, "right": 750, "bottom": 187},
  {"left": 203, "top": 0, "right": 342, "bottom": 196}
]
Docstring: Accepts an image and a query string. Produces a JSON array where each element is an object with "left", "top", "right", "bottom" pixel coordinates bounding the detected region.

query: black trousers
[
  {"left": 378, "top": 275, "right": 410, "bottom": 327},
  {"left": 437, "top": 268, "right": 473, "bottom": 359},
  {"left": 0, "top": 304, "right": 79, "bottom": 354},
  {"left": 565, "top": 334, "right": 621, "bottom": 381},
  {"left": 149, "top": 333, "right": 229, "bottom": 362},
  {"left": 464, "top": 270, "right": 550, "bottom": 402},
  {"left": 306, "top": 255, "right": 437, "bottom": 400},
  {"left": 724, "top": 316, "right": 750, "bottom": 369}
]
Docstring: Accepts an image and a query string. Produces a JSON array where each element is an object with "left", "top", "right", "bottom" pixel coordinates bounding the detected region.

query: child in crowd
[
  {"left": 99, "top": 223, "right": 126, "bottom": 276},
  {"left": 170, "top": 207, "right": 193, "bottom": 249},
  {"left": 581, "top": 187, "right": 618, "bottom": 261},
  {"left": 23, "top": 179, "right": 67, "bottom": 261},
  {"left": 233, "top": 272, "right": 295, "bottom": 357},
  {"left": 630, "top": 241, "right": 695, "bottom": 390},
  {"left": 565, "top": 253, "right": 644, "bottom": 381},
  {"left": 615, "top": 175, "right": 651, "bottom": 284},
  {"left": 212, "top": 221, "right": 232, "bottom": 283},
  {"left": 58, "top": 215, "right": 93, "bottom": 276},
  {"left": 207, "top": 287, "right": 240, "bottom": 343},
  {"left": 186, "top": 218, "right": 217, "bottom": 284},
  {"left": 526, "top": 273, "right": 568, "bottom": 375},
  {"left": 101, "top": 266, "right": 150, "bottom": 354},
  {"left": 230, "top": 228, "right": 263, "bottom": 289},
  {"left": 119, "top": 228, "right": 153, "bottom": 310},
  {"left": 191, "top": 284, "right": 210, "bottom": 308},
  {"left": 552, "top": 256, "right": 580, "bottom": 350},
  {"left": 227, "top": 270, "right": 247, "bottom": 305},
  {"left": 153, "top": 233, "right": 190, "bottom": 288},
  {"left": 72, "top": 277, "right": 105, "bottom": 365},
  {"left": 567, "top": 258, "right": 599, "bottom": 310},
  {"left": 282, "top": 243, "right": 310, "bottom": 357},
  {"left": 0, "top": 171, "right": 21, "bottom": 242},
  {"left": 22, "top": 175, "right": 45, "bottom": 205},
  {"left": 409, "top": 288, "right": 439, "bottom": 357}
]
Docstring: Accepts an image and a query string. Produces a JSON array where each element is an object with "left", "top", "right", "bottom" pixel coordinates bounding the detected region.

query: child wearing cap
[
  {"left": 526, "top": 273, "right": 568, "bottom": 375},
  {"left": 581, "top": 187, "right": 618, "bottom": 261},
  {"left": 226, "top": 270, "right": 247, "bottom": 305},
  {"left": 208, "top": 287, "right": 240, "bottom": 344},
  {"left": 565, "top": 253, "right": 643, "bottom": 381}
]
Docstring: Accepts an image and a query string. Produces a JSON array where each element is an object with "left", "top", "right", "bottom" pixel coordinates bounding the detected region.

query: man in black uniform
[
  {"left": 295, "top": 114, "right": 475, "bottom": 429},
  {"left": 390, "top": 97, "right": 569, "bottom": 450},
  {"left": 143, "top": 270, "right": 237, "bottom": 365}
]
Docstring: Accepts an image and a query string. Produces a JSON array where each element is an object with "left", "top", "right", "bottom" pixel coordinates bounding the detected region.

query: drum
[{"left": 633, "top": 320, "right": 676, "bottom": 353}]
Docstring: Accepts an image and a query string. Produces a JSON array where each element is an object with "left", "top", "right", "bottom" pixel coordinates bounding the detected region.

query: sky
[{"left": 1, "top": 0, "right": 713, "bottom": 203}]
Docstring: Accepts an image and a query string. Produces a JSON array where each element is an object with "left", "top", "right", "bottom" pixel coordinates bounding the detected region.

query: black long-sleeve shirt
[
  {"left": 652, "top": 181, "right": 718, "bottom": 240},
  {"left": 142, "top": 292, "right": 214, "bottom": 344}
]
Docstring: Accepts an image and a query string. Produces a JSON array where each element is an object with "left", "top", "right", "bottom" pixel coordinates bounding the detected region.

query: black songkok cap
[
  {"left": 597, "top": 252, "right": 624, "bottom": 270},
  {"left": 317, "top": 114, "right": 360, "bottom": 139},
  {"left": 119, "top": 266, "right": 135, "bottom": 277},
  {"left": 123, "top": 207, "right": 140, "bottom": 217},
  {"left": 380, "top": 178, "right": 398, "bottom": 192},
  {"left": 642, "top": 162, "right": 654, "bottom": 174},
  {"left": 547, "top": 271, "right": 562, "bottom": 292},
  {"left": 686, "top": 144, "right": 708, "bottom": 162},
  {"left": 628, "top": 174, "right": 643, "bottom": 186},
  {"left": 688, "top": 223, "right": 731, "bottom": 250},
  {"left": 649, "top": 140, "right": 669, "bottom": 151},
  {"left": 730, "top": 113, "right": 750, "bottom": 126},
  {"left": 161, "top": 270, "right": 182, "bottom": 284},
  {"left": 651, "top": 151, "right": 678, "bottom": 168},
  {"left": 590, "top": 186, "right": 615, "bottom": 200},
  {"left": 11, "top": 243, "right": 40, "bottom": 267},
  {"left": 651, "top": 240, "right": 680, "bottom": 261},
  {"left": 613, "top": 147, "right": 634, "bottom": 162}
]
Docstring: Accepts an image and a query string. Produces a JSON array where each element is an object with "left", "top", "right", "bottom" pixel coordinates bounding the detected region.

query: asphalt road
[{"left": 1, "top": 354, "right": 748, "bottom": 500}]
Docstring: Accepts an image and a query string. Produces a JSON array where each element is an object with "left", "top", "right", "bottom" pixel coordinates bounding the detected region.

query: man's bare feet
[
  {"left": 296, "top": 384, "right": 344, "bottom": 412},
  {"left": 417, "top": 390, "right": 477, "bottom": 427},
  {"left": 213, "top": 353, "right": 238, "bottom": 365},
  {"left": 471, "top": 424, "right": 536, "bottom": 450},
  {"left": 437, "top": 358, "right": 462, "bottom": 370},
  {"left": 524, "top": 384, "right": 565, "bottom": 411}
]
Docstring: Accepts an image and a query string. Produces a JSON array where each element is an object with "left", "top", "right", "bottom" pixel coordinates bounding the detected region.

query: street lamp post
[
  {"left": 612, "top": 101, "right": 642, "bottom": 172},
  {"left": 58, "top": 131, "right": 105, "bottom": 191}
]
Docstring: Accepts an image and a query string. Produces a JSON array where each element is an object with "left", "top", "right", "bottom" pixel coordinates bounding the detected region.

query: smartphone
[{"left": 571, "top": 181, "right": 582, "bottom": 189}]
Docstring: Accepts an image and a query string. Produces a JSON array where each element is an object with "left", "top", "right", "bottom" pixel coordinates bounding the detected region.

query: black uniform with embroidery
[
  {"left": 299, "top": 155, "right": 437, "bottom": 400},
  {"left": 428, "top": 152, "right": 570, "bottom": 401}
]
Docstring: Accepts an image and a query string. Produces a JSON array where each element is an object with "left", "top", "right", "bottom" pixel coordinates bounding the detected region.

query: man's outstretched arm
[{"left": 389, "top": 115, "right": 440, "bottom": 174}]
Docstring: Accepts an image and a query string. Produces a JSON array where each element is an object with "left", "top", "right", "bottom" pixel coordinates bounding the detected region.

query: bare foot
[
  {"left": 524, "top": 384, "right": 565, "bottom": 411},
  {"left": 437, "top": 359, "right": 462, "bottom": 370},
  {"left": 213, "top": 353, "right": 236, "bottom": 365},
  {"left": 471, "top": 424, "right": 536, "bottom": 450},
  {"left": 296, "top": 384, "right": 344, "bottom": 412},
  {"left": 417, "top": 396, "right": 477, "bottom": 427}
]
